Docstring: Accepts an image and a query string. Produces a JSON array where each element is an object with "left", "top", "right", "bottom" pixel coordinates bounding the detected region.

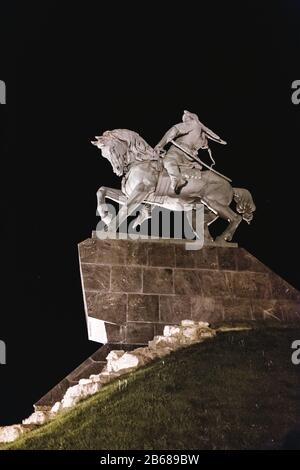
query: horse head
[
  {"left": 92, "top": 131, "right": 129, "bottom": 177},
  {"left": 92, "top": 129, "right": 156, "bottom": 176}
]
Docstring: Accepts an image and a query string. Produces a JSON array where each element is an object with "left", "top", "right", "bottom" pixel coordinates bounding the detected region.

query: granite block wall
[{"left": 78, "top": 238, "right": 300, "bottom": 345}]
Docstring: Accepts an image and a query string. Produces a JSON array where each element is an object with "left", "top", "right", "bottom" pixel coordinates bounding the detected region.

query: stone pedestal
[
  {"left": 35, "top": 236, "right": 300, "bottom": 409},
  {"left": 78, "top": 237, "right": 300, "bottom": 345}
]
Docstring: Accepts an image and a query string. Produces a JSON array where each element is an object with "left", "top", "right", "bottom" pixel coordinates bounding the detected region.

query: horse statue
[{"left": 91, "top": 128, "right": 256, "bottom": 244}]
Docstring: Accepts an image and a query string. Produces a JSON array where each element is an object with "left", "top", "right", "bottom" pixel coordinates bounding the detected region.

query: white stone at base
[
  {"left": 87, "top": 317, "right": 108, "bottom": 344},
  {"left": 0, "top": 425, "right": 24, "bottom": 443}
]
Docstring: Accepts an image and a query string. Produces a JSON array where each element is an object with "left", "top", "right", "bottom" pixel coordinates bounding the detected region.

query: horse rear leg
[
  {"left": 202, "top": 197, "right": 242, "bottom": 243},
  {"left": 187, "top": 207, "right": 214, "bottom": 243}
]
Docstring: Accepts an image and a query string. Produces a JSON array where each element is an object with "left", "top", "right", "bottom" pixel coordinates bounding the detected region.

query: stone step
[{"left": 34, "top": 343, "right": 140, "bottom": 410}]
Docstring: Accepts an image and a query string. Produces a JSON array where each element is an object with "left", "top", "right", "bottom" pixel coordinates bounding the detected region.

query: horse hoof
[
  {"left": 215, "top": 236, "right": 228, "bottom": 245},
  {"left": 102, "top": 213, "right": 113, "bottom": 226},
  {"left": 204, "top": 237, "right": 214, "bottom": 244}
]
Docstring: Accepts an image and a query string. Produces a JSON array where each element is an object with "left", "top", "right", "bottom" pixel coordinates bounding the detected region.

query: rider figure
[{"left": 155, "top": 110, "right": 227, "bottom": 194}]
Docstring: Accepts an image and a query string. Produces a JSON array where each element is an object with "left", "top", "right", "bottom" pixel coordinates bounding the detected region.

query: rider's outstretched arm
[{"left": 199, "top": 121, "right": 227, "bottom": 145}]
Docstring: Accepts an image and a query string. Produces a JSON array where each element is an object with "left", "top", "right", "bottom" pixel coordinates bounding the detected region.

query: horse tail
[{"left": 233, "top": 188, "right": 256, "bottom": 224}]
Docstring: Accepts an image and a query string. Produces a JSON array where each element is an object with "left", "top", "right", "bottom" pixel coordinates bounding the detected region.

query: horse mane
[{"left": 104, "top": 129, "right": 155, "bottom": 162}]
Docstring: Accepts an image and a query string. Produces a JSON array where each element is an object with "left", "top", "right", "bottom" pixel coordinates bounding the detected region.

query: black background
[{"left": 0, "top": 1, "right": 299, "bottom": 425}]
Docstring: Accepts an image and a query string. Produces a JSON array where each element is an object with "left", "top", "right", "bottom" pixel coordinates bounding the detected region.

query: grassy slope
[{"left": 5, "top": 326, "right": 300, "bottom": 450}]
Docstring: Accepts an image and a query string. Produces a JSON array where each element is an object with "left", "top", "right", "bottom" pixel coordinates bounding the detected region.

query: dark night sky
[{"left": 0, "top": 1, "right": 300, "bottom": 425}]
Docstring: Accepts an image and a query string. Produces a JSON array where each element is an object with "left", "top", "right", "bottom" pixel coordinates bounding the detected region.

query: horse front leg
[
  {"left": 201, "top": 210, "right": 218, "bottom": 243},
  {"left": 96, "top": 186, "right": 126, "bottom": 227},
  {"left": 132, "top": 203, "right": 153, "bottom": 230},
  {"left": 215, "top": 207, "right": 242, "bottom": 243},
  {"left": 106, "top": 183, "right": 150, "bottom": 233}
]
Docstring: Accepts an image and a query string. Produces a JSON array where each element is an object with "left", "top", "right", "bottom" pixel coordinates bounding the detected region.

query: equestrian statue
[{"left": 91, "top": 111, "right": 256, "bottom": 244}]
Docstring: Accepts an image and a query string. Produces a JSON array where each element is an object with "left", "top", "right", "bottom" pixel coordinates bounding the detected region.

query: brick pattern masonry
[{"left": 79, "top": 238, "right": 300, "bottom": 345}]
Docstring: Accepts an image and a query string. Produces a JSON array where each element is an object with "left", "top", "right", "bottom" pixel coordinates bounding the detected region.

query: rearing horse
[{"left": 92, "top": 129, "right": 256, "bottom": 243}]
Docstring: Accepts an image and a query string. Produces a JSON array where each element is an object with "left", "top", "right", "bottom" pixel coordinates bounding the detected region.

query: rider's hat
[{"left": 183, "top": 110, "right": 199, "bottom": 121}]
